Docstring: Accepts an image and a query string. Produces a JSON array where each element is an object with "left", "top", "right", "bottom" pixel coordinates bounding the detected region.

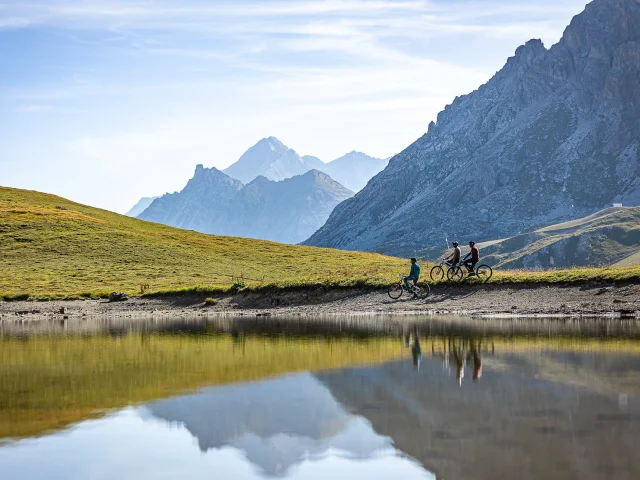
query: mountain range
[
  {"left": 138, "top": 166, "right": 353, "bottom": 244},
  {"left": 131, "top": 137, "right": 384, "bottom": 243},
  {"left": 223, "top": 137, "right": 387, "bottom": 191},
  {"left": 305, "top": 0, "right": 640, "bottom": 256}
]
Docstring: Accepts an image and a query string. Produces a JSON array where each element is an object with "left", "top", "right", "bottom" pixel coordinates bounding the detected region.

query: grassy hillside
[
  {"left": 1, "top": 186, "right": 638, "bottom": 298},
  {"left": 0, "top": 186, "right": 407, "bottom": 298},
  {"left": 614, "top": 249, "right": 640, "bottom": 267},
  {"left": 480, "top": 207, "right": 640, "bottom": 269}
]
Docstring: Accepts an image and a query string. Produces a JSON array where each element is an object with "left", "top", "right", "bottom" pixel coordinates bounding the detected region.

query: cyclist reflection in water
[
  {"left": 468, "top": 339, "right": 483, "bottom": 382},
  {"left": 451, "top": 342, "right": 465, "bottom": 386},
  {"left": 406, "top": 326, "right": 422, "bottom": 370}
]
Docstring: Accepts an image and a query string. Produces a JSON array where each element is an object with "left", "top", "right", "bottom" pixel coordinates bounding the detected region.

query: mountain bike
[
  {"left": 388, "top": 277, "right": 431, "bottom": 300},
  {"left": 430, "top": 259, "right": 454, "bottom": 282},
  {"left": 447, "top": 261, "right": 493, "bottom": 283}
]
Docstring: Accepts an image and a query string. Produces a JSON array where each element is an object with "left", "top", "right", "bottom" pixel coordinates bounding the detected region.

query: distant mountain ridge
[
  {"left": 224, "top": 137, "right": 320, "bottom": 184},
  {"left": 125, "top": 196, "right": 158, "bottom": 217},
  {"left": 138, "top": 166, "right": 353, "bottom": 244},
  {"left": 223, "top": 137, "right": 386, "bottom": 191},
  {"left": 320, "top": 151, "right": 388, "bottom": 192},
  {"left": 305, "top": 0, "right": 640, "bottom": 256}
]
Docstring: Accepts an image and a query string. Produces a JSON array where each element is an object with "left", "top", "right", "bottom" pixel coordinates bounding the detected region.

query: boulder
[{"left": 109, "top": 292, "right": 129, "bottom": 302}]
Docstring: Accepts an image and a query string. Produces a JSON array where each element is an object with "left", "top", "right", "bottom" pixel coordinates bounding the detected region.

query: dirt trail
[{"left": 1, "top": 282, "right": 639, "bottom": 322}]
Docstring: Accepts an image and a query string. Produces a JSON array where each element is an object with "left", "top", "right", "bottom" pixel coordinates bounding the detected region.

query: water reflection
[
  {"left": 144, "top": 374, "right": 404, "bottom": 476},
  {"left": 2, "top": 316, "right": 640, "bottom": 479}
]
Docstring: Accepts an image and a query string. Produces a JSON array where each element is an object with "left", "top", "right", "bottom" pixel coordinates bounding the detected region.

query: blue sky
[{"left": 1, "top": 0, "right": 589, "bottom": 213}]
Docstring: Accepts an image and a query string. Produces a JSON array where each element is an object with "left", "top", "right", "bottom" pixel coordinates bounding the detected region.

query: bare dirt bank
[{"left": 1, "top": 281, "right": 639, "bottom": 322}]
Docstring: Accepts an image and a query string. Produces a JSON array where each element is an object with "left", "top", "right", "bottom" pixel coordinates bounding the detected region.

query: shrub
[
  {"left": 2, "top": 293, "right": 30, "bottom": 302},
  {"left": 204, "top": 297, "right": 217, "bottom": 306},
  {"left": 229, "top": 281, "right": 246, "bottom": 294}
]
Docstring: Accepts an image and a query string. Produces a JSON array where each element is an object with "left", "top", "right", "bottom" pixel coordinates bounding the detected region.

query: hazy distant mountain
[
  {"left": 305, "top": 0, "right": 640, "bottom": 255},
  {"left": 138, "top": 165, "right": 243, "bottom": 235},
  {"left": 321, "top": 151, "right": 388, "bottom": 192},
  {"left": 224, "top": 137, "right": 319, "bottom": 184},
  {"left": 230, "top": 170, "right": 354, "bottom": 243},
  {"left": 138, "top": 165, "right": 353, "bottom": 244},
  {"left": 125, "top": 196, "right": 158, "bottom": 217},
  {"left": 223, "top": 137, "right": 385, "bottom": 192},
  {"left": 302, "top": 155, "right": 324, "bottom": 168}
]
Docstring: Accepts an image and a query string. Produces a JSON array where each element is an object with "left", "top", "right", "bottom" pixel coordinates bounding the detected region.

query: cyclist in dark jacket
[{"left": 463, "top": 241, "right": 480, "bottom": 274}]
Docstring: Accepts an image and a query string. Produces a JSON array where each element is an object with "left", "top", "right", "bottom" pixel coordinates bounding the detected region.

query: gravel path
[{"left": 1, "top": 282, "right": 639, "bottom": 322}]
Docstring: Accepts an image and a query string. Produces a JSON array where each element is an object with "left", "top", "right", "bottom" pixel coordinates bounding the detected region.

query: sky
[{"left": 0, "top": 0, "right": 590, "bottom": 213}]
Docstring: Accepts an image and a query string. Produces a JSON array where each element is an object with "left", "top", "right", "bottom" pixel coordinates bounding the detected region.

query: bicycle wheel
[
  {"left": 476, "top": 264, "right": 493, "bottom": 283},
  {"left": 388, "top": 283, "right": 404, "bottom": 299},
  {"left": 430, "top": 265, "right": 445, "bottom": 282},
  {"left": 416, "top": 283, "right": 431, "bottom": 299},
  {"left": 447, "top": 266, "right": 464, "bottom": 283}
]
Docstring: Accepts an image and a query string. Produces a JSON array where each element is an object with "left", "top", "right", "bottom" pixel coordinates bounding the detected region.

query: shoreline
[{"left": 1, "top": 281, "right": 639, "bottom": 322}]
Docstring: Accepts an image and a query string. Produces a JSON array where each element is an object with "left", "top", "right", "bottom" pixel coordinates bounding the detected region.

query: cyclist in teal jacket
[{"left": 404, "top": 258, "right": 421, "bottom": 290}]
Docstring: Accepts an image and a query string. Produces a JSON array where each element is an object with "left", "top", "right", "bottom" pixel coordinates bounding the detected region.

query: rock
[
  {"left": 59, "top": 307, "right": 66, "bottom": 314},
  {"left": 304, "top": 0, "right": 640, "bottom": 255},
  {"left": 595, "top": 287, "right": 610, "bottom": 295},
  {"left": 109, "top": 292, "right": 129, "bottom": 302}
]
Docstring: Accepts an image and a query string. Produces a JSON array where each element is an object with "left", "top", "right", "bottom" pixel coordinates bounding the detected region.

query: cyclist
[
  {"left": 445, "top": 241, "right": 461, "bottom": 267},
  {"left": 403, "top": 258, "right": 421, "bottom": 292},
  {"left": 463, "top": 241, "right": 480, "bottom": 274}
]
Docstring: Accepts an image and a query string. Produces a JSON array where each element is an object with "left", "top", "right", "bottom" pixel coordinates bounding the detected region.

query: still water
[{"left": 1, "top": 316, "right": 640, "bottom": 480}]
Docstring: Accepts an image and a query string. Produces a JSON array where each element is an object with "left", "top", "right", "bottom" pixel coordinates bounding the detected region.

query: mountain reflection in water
[{"left": 1, "top": 316, "right": 640, "bottom": 480}]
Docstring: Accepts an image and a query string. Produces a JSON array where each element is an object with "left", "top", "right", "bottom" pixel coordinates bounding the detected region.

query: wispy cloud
[{"left": 0, "top": 0, "right": 590, "bottom": 212}]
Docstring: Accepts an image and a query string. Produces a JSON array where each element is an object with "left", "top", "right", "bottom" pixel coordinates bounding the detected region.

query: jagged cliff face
[
  {"left": 138, "top": 166, "right": 353, "bottom": 244},
  {"left": 305, "top": 0, "right": 640, "bottom": 255}
]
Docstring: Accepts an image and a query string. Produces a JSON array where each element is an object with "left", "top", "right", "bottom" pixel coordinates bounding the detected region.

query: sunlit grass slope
[
  {"left": 1, "top": 186, "right": 638, "bottom": 299},
  {"left": 0, "top": 186, "right": 407, "bottom": 298}
]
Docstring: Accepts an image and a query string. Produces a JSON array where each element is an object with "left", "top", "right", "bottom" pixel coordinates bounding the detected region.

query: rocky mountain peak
[
  {"left": 511, "top": 39, "right": 546, "bottom": 65},
  {"left": 188, "top": 164, "right": 240, "bottom": 187},
  {"left": 304, "top": 0, "right": 640, "bottom": 256},
  {"left": 255, "top": 136, "right": 287, "bottom": 152},
  {"left": 224, "top": 137, "right": 308, "bottom": 184}
]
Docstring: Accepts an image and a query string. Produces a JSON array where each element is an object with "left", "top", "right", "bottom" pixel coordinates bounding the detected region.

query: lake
[{"left": 1, "top": 316, "right": 640, "bottom": 479}]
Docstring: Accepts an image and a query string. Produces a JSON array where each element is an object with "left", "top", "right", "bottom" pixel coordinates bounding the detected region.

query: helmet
[
  {"left": 469, "top": 241, "right": 476, "bottom": 246},
  {"left": 452, "top": 242, "right": 459, "bottom": 246},
  {"left": 410, "top": 257, "right": 417, "bottom": 262}
]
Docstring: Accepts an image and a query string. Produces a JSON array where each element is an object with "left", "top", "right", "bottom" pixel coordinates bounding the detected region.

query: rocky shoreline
[{"left": 1, "top": 282, "right": 639, "bottom": 323}]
